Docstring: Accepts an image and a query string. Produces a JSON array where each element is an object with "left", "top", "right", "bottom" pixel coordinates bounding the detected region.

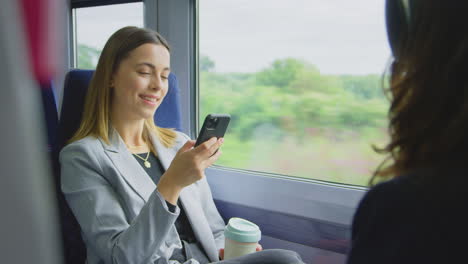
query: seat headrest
[{"left": 58, "top": 69, "right": 182, "bottom": 149}]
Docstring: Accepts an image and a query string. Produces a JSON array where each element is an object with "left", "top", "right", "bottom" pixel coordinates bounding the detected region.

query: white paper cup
[
  {"left": 223, "top": 218, "right": 261, "bottom": 260},
  {"left": 224, "top": 238, "right": 258, "bottom": 260}
]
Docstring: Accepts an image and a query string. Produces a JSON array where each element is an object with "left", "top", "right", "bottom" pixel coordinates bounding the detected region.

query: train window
[
  {"left": 199, "top": 0, "right": 390, "bottom": 186},
  {"left": 73, "top": 2, "right": 143, "bottom": 69}
]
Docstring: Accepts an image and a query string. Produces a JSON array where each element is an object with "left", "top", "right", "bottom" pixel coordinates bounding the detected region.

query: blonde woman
[{"left": 60, "top": 26, "right": 302, "bottom": 264}]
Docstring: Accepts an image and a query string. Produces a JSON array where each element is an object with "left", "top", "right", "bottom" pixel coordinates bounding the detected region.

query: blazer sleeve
[
  {"left": 60, "top": 142, "right": 180, "bottom": 264},
  {"left": 198, "top": 177, "right": 226, "bottom": 250},
  {"left": 178, "top": 132, "right": 226, "bottom": 251}
]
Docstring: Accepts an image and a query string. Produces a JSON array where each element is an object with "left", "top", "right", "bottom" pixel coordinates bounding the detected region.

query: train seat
[{"left": 40, "top": 80, "right": 59, "bottom": 153}]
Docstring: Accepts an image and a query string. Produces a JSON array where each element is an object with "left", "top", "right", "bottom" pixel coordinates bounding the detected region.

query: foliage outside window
[{"left": 199, "top": 0, "right": 390, "bottom": 186}]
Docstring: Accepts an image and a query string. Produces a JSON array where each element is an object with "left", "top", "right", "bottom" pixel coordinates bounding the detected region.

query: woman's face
[{"left": 111, "top": 43, "right": 170, "bottom": 121}]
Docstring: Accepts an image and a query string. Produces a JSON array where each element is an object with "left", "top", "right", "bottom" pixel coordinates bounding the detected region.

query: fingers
[
  {"left": 219, "top": 248, "right": 224, "bottom": 260},
  {"left": 205, "top": 149, "right": 222, "bottom": 167},
  {"left": 177, "top": 140, "right": 195, "bottom": 155},
  {"left": 208, "top": 137, "right": 224, "bottom": 155},
  {"left": 256, "top": 244, "right": 263, "bottom": 251},
  {"left": 195, "top": 137, "right": 223, "bottom": 158}
]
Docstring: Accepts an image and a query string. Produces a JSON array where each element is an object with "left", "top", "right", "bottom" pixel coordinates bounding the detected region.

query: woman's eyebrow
[
  {"left": 136, "top": 62, "right": 155, "bottom": 69},
  {"left": 136, "top": 62, "right": 170, "bottom": 71}
]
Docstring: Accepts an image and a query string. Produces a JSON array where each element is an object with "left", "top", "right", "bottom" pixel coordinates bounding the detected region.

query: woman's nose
[{"left": 150, "top": 76, "right": 163, "bottom": 90}]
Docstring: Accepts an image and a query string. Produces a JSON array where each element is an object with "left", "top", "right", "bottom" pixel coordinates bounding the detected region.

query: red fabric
[{"left": 19, "top": 0, "right": 60, "bottom": 85}]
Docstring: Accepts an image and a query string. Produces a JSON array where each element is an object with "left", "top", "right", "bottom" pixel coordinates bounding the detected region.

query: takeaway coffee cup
[{"left": 224, "top": 217, "right": 261, "bottom": 260}]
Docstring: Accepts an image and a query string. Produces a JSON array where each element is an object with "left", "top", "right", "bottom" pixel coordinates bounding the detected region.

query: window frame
[
  {"left": 191, "top": 0, "right": 368, "bottom": 254},
  {"left": 70, "top": 0, "right": 142, "bottom": 9},
  {"left": 70, "top": 0, "right": 144, "bottom": 69},
  {"left": 193, "top": 0, "right": 374, "bottom": 189}
]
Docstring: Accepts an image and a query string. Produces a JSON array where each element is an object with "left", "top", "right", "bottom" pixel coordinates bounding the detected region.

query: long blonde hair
[{"left": 69, "top": 26, "right": 176, "bottom": 149}]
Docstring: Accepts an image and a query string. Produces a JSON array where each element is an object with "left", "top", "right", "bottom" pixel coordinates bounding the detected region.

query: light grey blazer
[{"left": 60, "top": 128, "right": 226, "bottom": 264}]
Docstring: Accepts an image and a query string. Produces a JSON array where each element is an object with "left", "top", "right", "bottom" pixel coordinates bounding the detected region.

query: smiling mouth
[{"left": 140, "top": 95, "right": 158, "bottom": 103}]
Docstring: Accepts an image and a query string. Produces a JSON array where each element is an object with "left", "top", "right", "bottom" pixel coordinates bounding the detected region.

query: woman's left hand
[
  {"left": 256, "top": 243, "right": 263, "bottom": 251},
  {"left": 219, "top": 248, "right": 224, "bottom": 260}
]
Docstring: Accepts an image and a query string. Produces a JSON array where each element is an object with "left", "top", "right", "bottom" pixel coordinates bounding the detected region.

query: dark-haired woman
[
  {"left": 347, "top": 1, "right": 468, "bottom": 263},
  {"left": 60, "top": 26, "right": 302, "bottom": 264}
]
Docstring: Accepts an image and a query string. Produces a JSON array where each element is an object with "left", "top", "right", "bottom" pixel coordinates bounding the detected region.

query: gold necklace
[{"left": 133, "top": 152, "right": 151, "bottom": 168}]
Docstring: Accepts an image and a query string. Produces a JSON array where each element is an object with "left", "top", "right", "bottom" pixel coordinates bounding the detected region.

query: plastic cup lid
[{"left": 224, "top": 217, "right": 261, "bottom": 243}]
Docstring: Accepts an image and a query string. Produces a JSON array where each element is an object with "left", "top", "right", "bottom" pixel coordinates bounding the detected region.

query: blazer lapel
[
  {"left": 150, "top": 133, "right": 219, "bottom": 261},
  {"left": 100, "top": 128, "right": 155, "bottom": 202}
]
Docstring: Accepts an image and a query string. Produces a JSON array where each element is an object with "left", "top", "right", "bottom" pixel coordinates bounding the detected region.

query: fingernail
[{"left": 219, "top": 138, "right": 224, "bottom": 144}]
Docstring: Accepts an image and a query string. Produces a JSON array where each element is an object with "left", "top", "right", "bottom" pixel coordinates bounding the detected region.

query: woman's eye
[
  {"left": 138, "top": 72, "right": 151, "bottom": 75},
  {"left": 161, "top": 76, "right": 169, "bottom": 80}
]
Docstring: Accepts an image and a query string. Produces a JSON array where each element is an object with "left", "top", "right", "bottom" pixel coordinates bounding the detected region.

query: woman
[
  {"left": 60, "top": 26, "right": 302, "bottom": 264},
  {"left": 347, "top": 1, "right": 468, "bottom": 263}
]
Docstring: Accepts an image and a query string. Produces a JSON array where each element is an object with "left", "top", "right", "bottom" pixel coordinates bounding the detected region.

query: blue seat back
[
  {"left": 39, "top": 81, "right": 85, "bottom": 264},
  {"left": 40, "top": 81, "right": 58, "bottom": 153}
]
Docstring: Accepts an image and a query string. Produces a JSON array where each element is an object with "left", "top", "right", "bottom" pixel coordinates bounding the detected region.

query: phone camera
[{"left": 207, "top": 117, "right": 218, "bottom": 129}]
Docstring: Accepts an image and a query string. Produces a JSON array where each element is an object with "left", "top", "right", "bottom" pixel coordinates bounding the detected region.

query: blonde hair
[{"left": 69, "top": 26, "right": 176, "bottom": 149}]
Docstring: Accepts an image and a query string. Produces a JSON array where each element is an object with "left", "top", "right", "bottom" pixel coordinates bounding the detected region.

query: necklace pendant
[{"left": 144, "top": 161, "right": 151, "bottom": 168}]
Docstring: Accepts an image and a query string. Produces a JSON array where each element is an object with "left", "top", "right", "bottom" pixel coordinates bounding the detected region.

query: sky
[{"left": 77, "top": 0, "right": 390, "bottom": 75}]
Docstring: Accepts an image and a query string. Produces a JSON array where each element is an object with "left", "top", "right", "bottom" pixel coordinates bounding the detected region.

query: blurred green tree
[
  {"left": 200, "top": 57, "right": 388, "bottom": 142},
  {"left": 77, "top": 44, "right": 100, "bottom": 69},
  {"left": 256, "top": 58, "right": 307, "bottom": 88},
  {"left": 340, "top": 75, "right": 384, "bottom": 99},
  {"left": 200, "top": 54, "right": 215, "bottom": 72}
]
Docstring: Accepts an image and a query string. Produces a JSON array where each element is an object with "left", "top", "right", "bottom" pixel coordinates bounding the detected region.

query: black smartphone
[{"left": 194, "top": 114, "right": 231, "bottom": 147}]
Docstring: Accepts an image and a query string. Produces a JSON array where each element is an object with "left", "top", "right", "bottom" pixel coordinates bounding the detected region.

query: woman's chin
[{"left": 140, "top": 111, "right": 157, "bottom": 121}]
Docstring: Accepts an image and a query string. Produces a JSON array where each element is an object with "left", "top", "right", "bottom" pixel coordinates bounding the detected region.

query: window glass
[
  {"left": 199, "top": 0, "right": 390, "bottom": 186},
  {"left": 74, "top": 2, "right": 144, "bottom": 69}
]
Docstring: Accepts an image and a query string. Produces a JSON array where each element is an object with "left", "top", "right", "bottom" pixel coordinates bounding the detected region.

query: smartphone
[{"left": 194, "top": 114, "right": 231, "bottom": 147}]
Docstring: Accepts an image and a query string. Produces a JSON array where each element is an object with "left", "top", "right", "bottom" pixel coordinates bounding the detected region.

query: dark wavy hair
[{"left": 371, "top": 1, "right": 468, "bottom": 184}]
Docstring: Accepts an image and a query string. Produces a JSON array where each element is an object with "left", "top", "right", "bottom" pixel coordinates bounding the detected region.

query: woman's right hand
[{"left": 157, "top": 137, "right": 223, "bottom": 204}]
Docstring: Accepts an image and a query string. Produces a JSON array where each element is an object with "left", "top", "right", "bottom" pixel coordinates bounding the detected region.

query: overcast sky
[{"left": 77, "top": 0, "right": 390, "bottom": 75}]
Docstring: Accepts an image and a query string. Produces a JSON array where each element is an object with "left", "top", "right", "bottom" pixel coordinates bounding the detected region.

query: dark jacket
[{"left": 347, "top": 167, "right": 468, "bottom": 264}]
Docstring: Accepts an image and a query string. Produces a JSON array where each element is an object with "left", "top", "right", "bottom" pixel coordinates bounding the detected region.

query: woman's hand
[
  {"left": 256, "top": 244, "right": 263, "bottom": 251},
  {"left": 218, "top": 244, "right": 262, "bottom": 260},
  {"left": 158, "top": 137, "right": 223, "bottom": 204},
  {"left": 219, "top": 248, "right": 224, "bottom": 260}
]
